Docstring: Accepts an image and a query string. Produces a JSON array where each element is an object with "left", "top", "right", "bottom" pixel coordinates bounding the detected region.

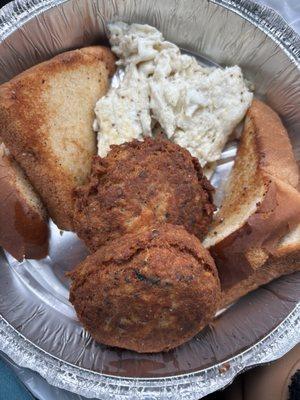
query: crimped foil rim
[
  {"left": 0, "top": 0, "right": 299, "bottom": 64},
  {"left": 0, "top": 0, "right": 299, "bottom": 398},
  {"left": 0, "top": 304, "right": 299, "bottom": 398},
  {"left": 214, "top": 0, "right": 300, "bottom": 65}
]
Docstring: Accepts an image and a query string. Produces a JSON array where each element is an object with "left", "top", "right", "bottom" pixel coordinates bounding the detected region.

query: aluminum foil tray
[{"left": 0, "top": 0, "right": 299, "bottom": 399}]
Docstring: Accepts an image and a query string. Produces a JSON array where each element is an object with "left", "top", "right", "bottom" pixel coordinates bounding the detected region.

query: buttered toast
[
  {"left": 221, "top": 223, "right": 300, "bottom": 307},
  {"left": 204, "top": 100, "right": 300, "bottom": 289},
  {"left": 0, "top": 143, "right": 49, "bottom": 260},
  {"left": 0, "top": 46, "right": 116, "bottom": 230}
]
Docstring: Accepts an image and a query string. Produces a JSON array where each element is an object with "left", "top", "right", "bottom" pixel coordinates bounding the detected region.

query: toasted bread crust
[
  {"left": 249, "top": 100, "right": 299, "bottom": 187},
  {"left": 211, "top": 178, "right": 300, "bottom": 288},
  {"left": 204, "top": 100, "right": 300, "bottom": 289},
  {"left": 274, "top": 224, "right": 300, "bottom": 257},
  {"left": 79, "top": 46, "right": 116, "bottom": 76},
  {"left": 0, "top": 46, "right": 116, "bottom": 230},
  {"left": 221, "top": 247, "right": 300, "bottom": 307},
  {"left": 0, "top": 145, "right": 49, "bottom": 260}
]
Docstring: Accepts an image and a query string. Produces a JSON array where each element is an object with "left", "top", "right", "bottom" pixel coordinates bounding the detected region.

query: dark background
[{"left": 0, "top": 0, "right": 9, "bottom": 7}]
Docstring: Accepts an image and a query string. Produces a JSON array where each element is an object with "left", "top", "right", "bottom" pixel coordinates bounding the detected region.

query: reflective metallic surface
[{"left": 0, "top": 0, "right": 299, "bottom": 398}]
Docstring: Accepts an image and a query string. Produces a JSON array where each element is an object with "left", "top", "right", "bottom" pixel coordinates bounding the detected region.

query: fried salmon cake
[
  {"left": 74, "top": 137, "right": 215, "bottom": 251},
  {"left": 69, "top": 224, "right": 220, "bottom": 353}
]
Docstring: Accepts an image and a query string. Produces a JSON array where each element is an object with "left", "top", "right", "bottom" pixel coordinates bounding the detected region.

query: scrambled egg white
[{"left": 95, "top": 22, "right": 253, "bottom": 166}]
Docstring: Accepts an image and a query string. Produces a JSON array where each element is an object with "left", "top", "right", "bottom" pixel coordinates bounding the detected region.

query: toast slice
[
  {"left": 203, "top": 100, "right": 300, "bottom": 289},
  {"left": 0, "top": 46, "right": 116, "bottom": 230},
  {"left": 275, "top": 223, "right": 300, "bottom": 257},
  {"left": 0, "top": 143, "right": 49, "bottom": 260},
  {"left": 221, "top": 223, "right": 300, "bottom": 307}
]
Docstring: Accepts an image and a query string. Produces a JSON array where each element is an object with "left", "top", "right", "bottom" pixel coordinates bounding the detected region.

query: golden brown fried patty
[
  {"left": 74, "top": 137, "right": 215, "bottom": 251},
  {"left": 69, "top": 224, "right": 220, "bottom": 353}
]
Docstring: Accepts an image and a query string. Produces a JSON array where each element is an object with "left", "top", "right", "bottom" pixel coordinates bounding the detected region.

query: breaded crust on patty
[
  {"left": 74, "top": 137, "right": 215, "bottom": 251},
  {"left": 69, "top": 224, "right": 220, "bottom": 353}
]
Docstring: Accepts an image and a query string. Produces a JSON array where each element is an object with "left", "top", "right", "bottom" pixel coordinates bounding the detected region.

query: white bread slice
[
  {"left": 203, "top": 100, "right": 300, "bottom": 289},
  {"left": 275, "top": 224, "right": 300, "bottom": 257},
  {"left": 0, "top": 46, "right": 116, "bottom": 230},
  {"left": 0, "top": 143, "right": 49, "bottom": 260},
  {"left": 221, "top": 223, "right": 300, "bottom": 307}
]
